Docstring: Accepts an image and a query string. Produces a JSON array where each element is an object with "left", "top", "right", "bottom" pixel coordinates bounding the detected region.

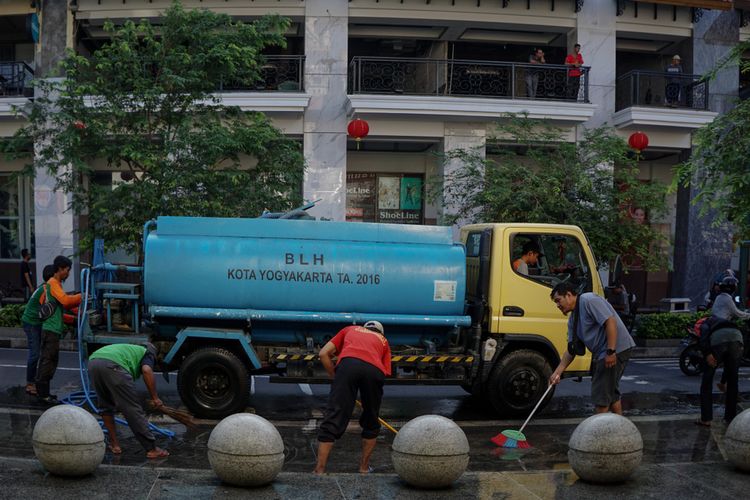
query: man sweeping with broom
[
  {"left": 549, "top": 282, "right": 635, "bottom": 415},
  {"left": 88, "top": 343, "right": 170, "bottom": 458}
]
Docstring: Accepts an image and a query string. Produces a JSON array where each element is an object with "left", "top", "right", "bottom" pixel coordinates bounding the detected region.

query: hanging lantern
[
  {"left": 628, "top": 131, "right": 649, "bottom": 155},
  {"left": 73, "top": 120, "right": 86, "bottom": 130},
  {"left": 347, "top": 118, "right": 369, "bottom": 150}
]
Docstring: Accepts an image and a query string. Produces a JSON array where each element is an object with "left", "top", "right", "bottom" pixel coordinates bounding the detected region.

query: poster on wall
[
  {"left": 378, "top": 175, "right": 423, "bottom": 225},
  {"left": 377, "top": 177, "right": 400, "bottom": 209},
  {"left": 346, "top": 173, "right": 377, "bottom": 222},
  {"left": 346, "top": 174, "right": 423, "bottom": 224}
]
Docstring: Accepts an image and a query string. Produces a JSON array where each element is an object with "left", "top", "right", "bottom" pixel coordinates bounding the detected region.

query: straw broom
[{"left": 148, "top": 401, "right": 199, "bottom": 430}]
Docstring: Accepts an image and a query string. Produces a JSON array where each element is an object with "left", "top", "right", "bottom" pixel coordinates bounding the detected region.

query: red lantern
[
  {"left": 73, "top": 120, "right": 86, "bottom": 130},
  {"left": 628, "top": 131, "right": 648, "bottom": 154},
  {"left": 347, "top": 118, "right": 369, "bottom": 150}
]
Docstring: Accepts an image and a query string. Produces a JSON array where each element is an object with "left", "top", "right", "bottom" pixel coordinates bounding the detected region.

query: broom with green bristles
[{"left": 491, "top": 384, "right": 553, "bottom": 449}]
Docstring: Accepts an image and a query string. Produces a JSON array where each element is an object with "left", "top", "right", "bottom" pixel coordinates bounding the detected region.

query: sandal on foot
[
  {"left": 25, "top": 385, "right": 37, "bottom": 396},
  {"left": 694, "top": 420, "right": 711, "bottom": 427},
  {"left": 146, "top": 448, "right": 169, "bottom": 459}
]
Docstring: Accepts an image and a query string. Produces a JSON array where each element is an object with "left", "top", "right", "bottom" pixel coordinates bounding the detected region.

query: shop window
[
  {"left": 346, "top": 173, "right": 423, "bottom": 224},
  {"left": 0, "top": 174, "right": 33, "bottom": 259}
]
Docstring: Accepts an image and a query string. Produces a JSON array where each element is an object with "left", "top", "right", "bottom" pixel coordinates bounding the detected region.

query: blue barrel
[{"left": 144, "top": 217, "right": 469, "bottom": 339}]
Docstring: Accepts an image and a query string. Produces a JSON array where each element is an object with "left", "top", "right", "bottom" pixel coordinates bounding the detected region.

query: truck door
[{"left": 498, "top": 230, "right": 594, "bottom": 373}]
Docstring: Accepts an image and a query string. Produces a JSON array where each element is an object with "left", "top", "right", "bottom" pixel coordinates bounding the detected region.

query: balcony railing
[
  {"left": 0, "top": 61, "right": 33, "bottom": 97},
  {"left": 349, "top": 56, "right": 590, "bottom": 102},
  {"left": 218, "top": 55, "right": 305, "bottom": 92},
  {"left": 616, "top": 70, "right": 709, "bottom": 111}
]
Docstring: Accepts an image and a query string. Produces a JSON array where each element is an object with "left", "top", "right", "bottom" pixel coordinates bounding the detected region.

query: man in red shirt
[
  {"left": 313, "top": 320, "right": 391, "bottom": 474},
  {"left": 565, "top": 44, "right": 584, "bottom": 100}
]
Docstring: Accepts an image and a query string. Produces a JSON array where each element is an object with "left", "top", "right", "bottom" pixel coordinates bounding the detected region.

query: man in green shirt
[
  {"left": 20, "top": 265, "right": 54, "bottom": 396},
  {"left": 36, "top": 256, "right": 82, "bottom": 403},
  {"left": 88, "top": 343, "right": 169, "bottom": 458}
]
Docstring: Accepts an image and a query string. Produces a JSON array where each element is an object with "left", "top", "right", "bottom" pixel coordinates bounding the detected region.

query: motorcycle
[
  {"left": 679, "top": 326, "right": 704, "bottom": 376},
  {"left": 679, "top": 320, "right": 750, "bottom": 376}
]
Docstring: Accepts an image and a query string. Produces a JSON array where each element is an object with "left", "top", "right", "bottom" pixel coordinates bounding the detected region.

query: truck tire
[
  {"left": 177, "top": 347, "right": 250, "bottom": 419},
  {"left": 485, "top": 349, "right": 553, "bottom": 418}
]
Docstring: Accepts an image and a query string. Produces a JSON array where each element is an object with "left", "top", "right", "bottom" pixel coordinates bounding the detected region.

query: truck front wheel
[
  {"left": 177, "top": 347, "right": 250, "bottom": 419},
  {"left": 486, "top": 349, "right": 554, "bottom": 417}
]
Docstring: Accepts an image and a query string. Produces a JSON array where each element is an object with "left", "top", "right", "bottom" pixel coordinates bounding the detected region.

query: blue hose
[{"left": 61, "top": 266, "right": 174, "bottom": 439}]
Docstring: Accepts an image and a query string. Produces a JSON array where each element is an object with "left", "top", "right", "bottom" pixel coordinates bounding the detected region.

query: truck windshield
[{"left": 511, "top": 233, "right": 592, "bottom": 293}]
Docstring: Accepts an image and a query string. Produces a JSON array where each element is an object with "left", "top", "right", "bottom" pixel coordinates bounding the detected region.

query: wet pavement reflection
[{"left": 0, "top": 408, "right": 728, "bottom": 474}]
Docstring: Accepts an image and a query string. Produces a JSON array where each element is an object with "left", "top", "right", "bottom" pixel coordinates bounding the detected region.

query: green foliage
[
  {"left": 6, "top": 2, "right": 305, "bottom": 255},
  {"left": 674, "top": 39, "right": 750, "bottom": 238},
  {"left": 634, "top": 312, "right": 707, "bottom": 339},
  {"left": 432, "top": 114, "right": 669, "bottom": 270},
  {"left": 0, "top": 304, "right": 26, "bottom": 328}
]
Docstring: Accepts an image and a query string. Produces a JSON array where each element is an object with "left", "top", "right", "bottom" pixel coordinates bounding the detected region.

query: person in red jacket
[
  {"left": 565, "top": 44, "right": 584, "bottom": 100},
  {"left": 313, "top": 321, "right": 391, "bottom": 474}
]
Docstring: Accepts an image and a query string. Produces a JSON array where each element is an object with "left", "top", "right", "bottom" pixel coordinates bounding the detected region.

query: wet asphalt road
[
  {"left": 0, "top": 347, "right": 749, "bottom": 421},
  {"left": 0, "top": 348, "right": 749, "bottom": 473}
]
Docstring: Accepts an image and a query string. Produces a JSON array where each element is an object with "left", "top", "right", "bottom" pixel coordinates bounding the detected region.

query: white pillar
[
  {"left": 442, "top": 123, "right": 486, "bottom": 239},
  {"left": 575, "top": 0, "right": 616, "bottom": 131},
  {"left": 303, "top": 0, "right": 349, "bottom": 221}
]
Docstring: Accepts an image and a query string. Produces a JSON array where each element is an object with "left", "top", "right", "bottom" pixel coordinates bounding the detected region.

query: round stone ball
[
  {"left": 568, "top": 413, "right": 643, "bottom": 483},
  {"left": 725, "top": 408, "right": 750, "bottom": 472},
  {"left": 207, "top": 413, "right": 285, "bottom": 487},
  {"left": 391, "top": 414, "right": 470, "bottom": 488},
  {"left": 32, "top": 405, "right": 105, "bottom": 476}
]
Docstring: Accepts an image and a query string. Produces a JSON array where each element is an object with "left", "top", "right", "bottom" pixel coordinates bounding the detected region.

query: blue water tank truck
[{"left": 81, "top": 207, "right": 599, "bottom": 418}]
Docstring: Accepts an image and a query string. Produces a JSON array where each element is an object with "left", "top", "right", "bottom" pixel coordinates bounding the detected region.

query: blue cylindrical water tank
[{"left": 144, "top": 217, "right": 467, "bottom": 320}]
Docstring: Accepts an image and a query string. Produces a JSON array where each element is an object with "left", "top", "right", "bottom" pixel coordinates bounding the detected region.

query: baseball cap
[{"left": 363, "top": 320, "right": 384, "bottom": 334}]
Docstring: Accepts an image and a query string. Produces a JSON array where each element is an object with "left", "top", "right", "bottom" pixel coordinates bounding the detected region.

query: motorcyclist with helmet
[{"left": 696, "top": 275, "right": 747, "bottom": 426}]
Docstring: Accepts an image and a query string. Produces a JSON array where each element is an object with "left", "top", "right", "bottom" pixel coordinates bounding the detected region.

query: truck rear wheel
[
  {"left": 486, "top": 349, "right": 553, "bottom": 417},
  {"left": 177, "top": 347, "right": 250, "bottom": 419}
]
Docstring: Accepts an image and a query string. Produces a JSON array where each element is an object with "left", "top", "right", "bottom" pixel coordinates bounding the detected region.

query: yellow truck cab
[{"left": 461, "top": 223, "right": 600, "bottom": 415}]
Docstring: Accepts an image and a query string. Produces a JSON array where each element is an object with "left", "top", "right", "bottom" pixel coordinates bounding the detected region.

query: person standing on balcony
[
  {"left": 525, "top": 48, "right": 545, "bottom": 99},
  {"left": 665, "top": 55, "right": 683, "bottom": 107},
  {"left": 565, "top": 44, "right": 584, "bottom": 100}
]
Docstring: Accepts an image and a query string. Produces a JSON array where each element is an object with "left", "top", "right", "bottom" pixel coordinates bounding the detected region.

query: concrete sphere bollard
[
  {"left": 32, "top": 405, "right": 105, "bottom": 476},
  {"left": 724, "top": 408, "right": 750, "bottom": 472},
  {"left": 207, "top": 413, "right": 285, "bottom": 487},
  {"left": 391, "top": 414, "right": 470, "bottom": 489},
  {"left": 568, "top": 413, "right": 643, "bottom": 483}
]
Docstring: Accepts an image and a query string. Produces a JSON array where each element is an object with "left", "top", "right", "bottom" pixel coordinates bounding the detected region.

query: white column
[
  {"left": 575, "top": 0, "right": 616, "bottom": 131},
  {"left": 442, "top": 123, "right": 486, "bottom": 239},
  {"left": 303, "top": 0, "right": 349, "bottom": 221}
]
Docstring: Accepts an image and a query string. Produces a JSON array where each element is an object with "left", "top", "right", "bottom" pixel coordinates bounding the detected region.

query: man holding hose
[
  {"left": 313, "top": 320, "right": 391, "bottom": 474},
  {"left": 548, "top": 282, "right": 635, "bottom": 415}
]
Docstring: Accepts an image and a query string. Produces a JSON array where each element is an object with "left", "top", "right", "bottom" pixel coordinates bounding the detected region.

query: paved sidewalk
[{"left": 1, "top": 456, "right": 746, "bottom": 499}]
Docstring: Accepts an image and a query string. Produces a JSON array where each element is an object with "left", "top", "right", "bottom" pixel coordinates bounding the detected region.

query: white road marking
[
  {"left": 298, "top": 383, "right": 313, "bottom": 396},
  {"left": 0, "top": 363, "right": 79, "bottom": 372}
]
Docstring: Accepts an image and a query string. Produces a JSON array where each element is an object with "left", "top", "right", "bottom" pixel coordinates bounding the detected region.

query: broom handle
[
  {"left": 518, "top": 384, "right": 553, "bottom": 434},
  {"left": 356, "top": 400, "right": 398, "bottom": 434}
]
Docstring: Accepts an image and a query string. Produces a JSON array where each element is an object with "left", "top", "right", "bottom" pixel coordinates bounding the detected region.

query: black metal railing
[
  {"left": 616, "top": 70, "right": 709, "bottom": 111},
  {"left": 349, "top": 56, "right": 590, "bottom": 102},
  {"left": 0, "top": 61, "right": 33, "bottom": 97},
  {"left": 218, "top": 55, "right": 305, "bottom": 92}
]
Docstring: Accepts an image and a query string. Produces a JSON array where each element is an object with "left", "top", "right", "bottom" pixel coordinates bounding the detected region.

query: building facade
[{"left": 0, "top": 0, "right": 748, "bottom": 305}]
